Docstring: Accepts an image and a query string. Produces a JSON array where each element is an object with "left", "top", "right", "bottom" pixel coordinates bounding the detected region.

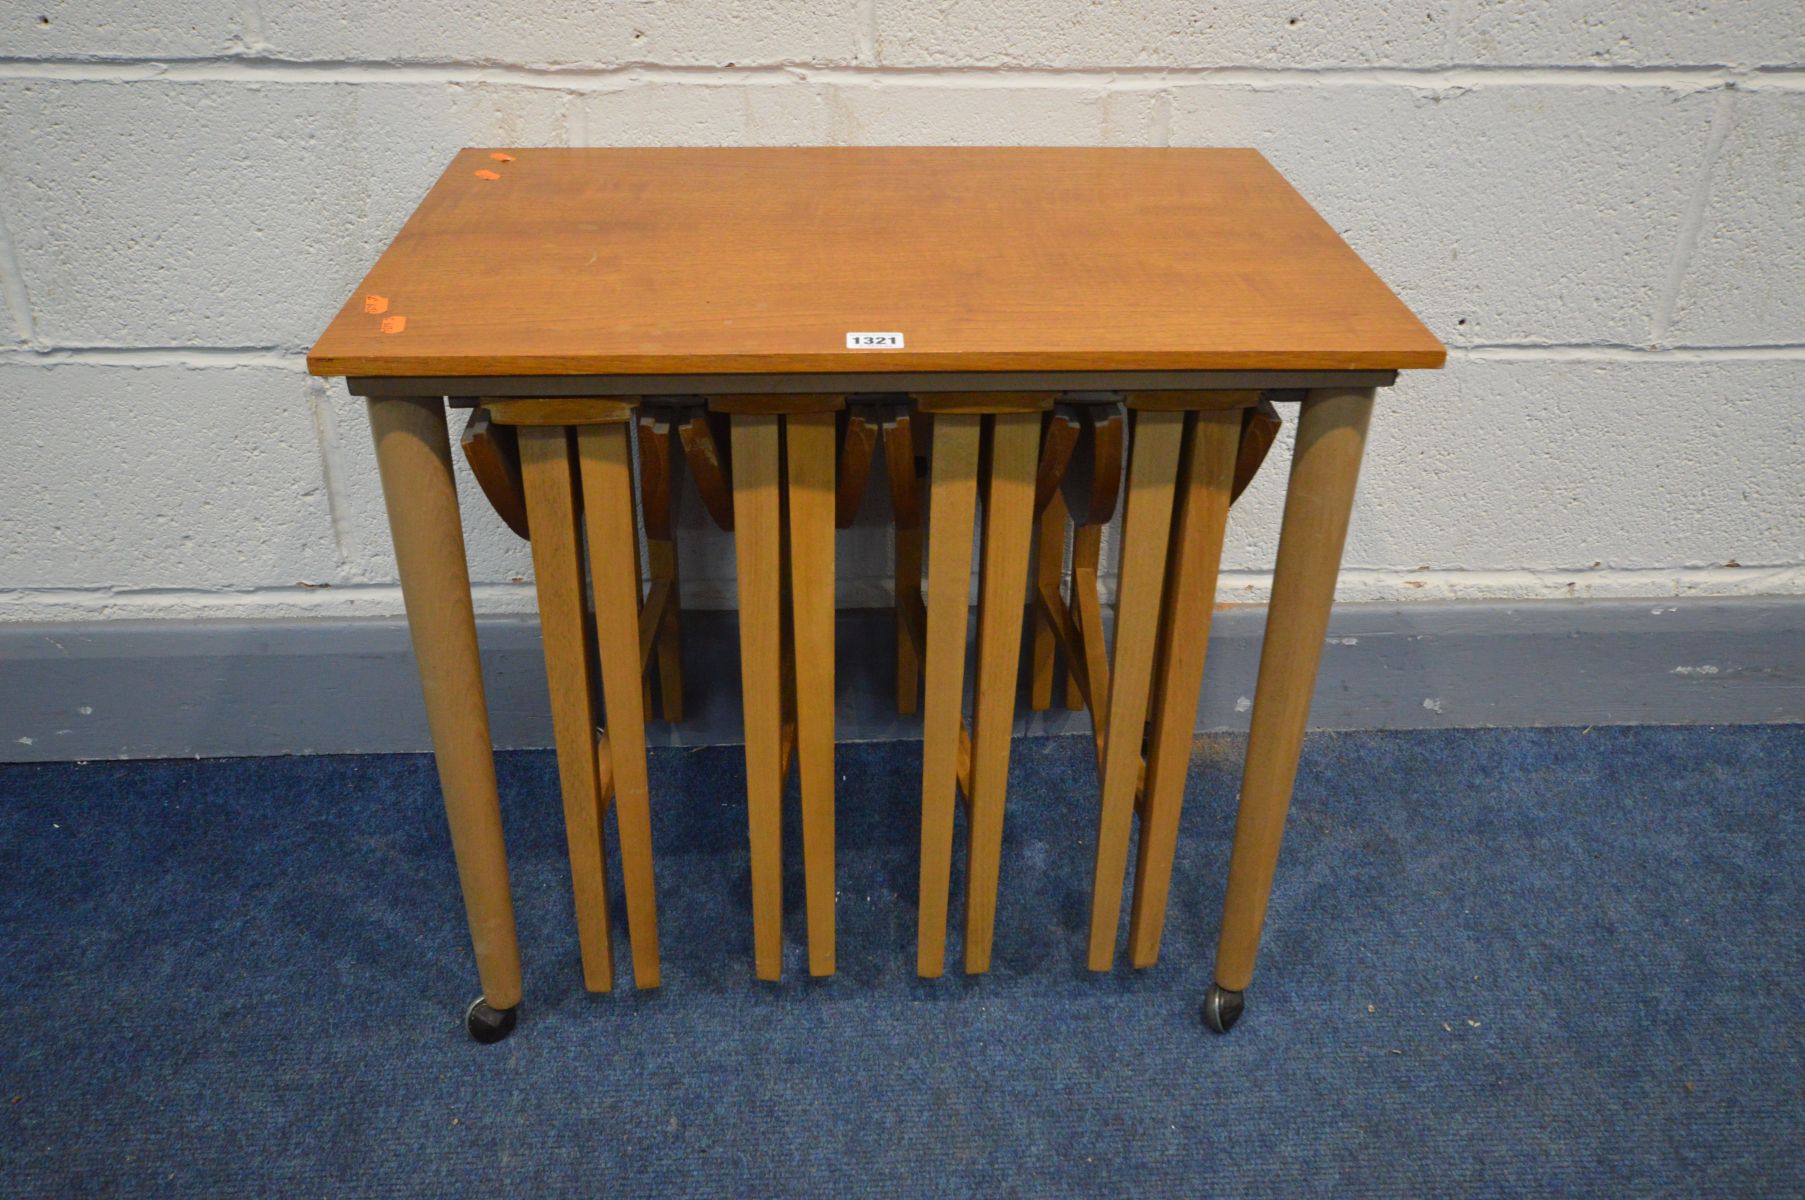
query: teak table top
[{"left": 308, "top": 147, "right": 1444, "bottom": 380}]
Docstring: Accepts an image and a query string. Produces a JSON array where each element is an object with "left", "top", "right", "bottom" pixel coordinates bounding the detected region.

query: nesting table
[{"left": 308, "top": 147, "right": 1444, "bottom": 1041}]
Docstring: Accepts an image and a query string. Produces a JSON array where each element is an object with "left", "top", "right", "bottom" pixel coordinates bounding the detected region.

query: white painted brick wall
[
  {"left": 1, "top": 2, "right": 1801, "bottom": 622},
  {"left": 259, "top": 2, "right": 867, "bottom": 67},
  {"left": 873, "top": 3, "right": 1451, "bottom": 68},
  {"left": 0, "top": 362, "right": 338, "bottom": 596},
  {"left": 1223, "top": 358, "right": 1805, "bottom": 600},
  {"left": 0, "top": 80, "right": 567, "bottom": 347},
  {"left": 1667, "top": 91, "right": 1805, "bottom": 346},
  {"left": 1165, "top": 84, "right": 1721, "bottom": 346}
]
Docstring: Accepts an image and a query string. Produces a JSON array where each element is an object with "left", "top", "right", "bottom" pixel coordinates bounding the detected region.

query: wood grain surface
[{"left": 310, "top": 148, "right": 1444, "bottom": 378}]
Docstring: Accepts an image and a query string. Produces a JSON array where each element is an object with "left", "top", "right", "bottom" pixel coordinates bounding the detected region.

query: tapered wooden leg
[
  {"left": 577, "top": 421, "right": 662, "bottom": 989},
  {"left": 638, "top": 415, "right": 684, "bottom": 723},
  {"left": 731, "top": 414, "right": 786, "bottom": 981},
  {"left": 1128, "top": 409, "right": 1239, "bottom": 968},
  {"left": 647, "top": 539, "right": 683, "bottom": 721},
  {"left": 518, "top": 426, "right": 614, "bottom": 993},
  {"left": 633, "top": 529, "right": 658, "bottom": 718},
  {"left": 894, "top": 527, "right": 923, "bottom": 713},
  {"left": 963, "top": 411, "right": 1040, "bottom": 974},
  {"left": 884, "top": 413, "right": 923, "bottom": 716},
  {"left": 787, "top": 411, "right": 838, "bottom": 977},
  {"left": 1067, "top": 524, "right": 1105, "bottom": 712},
  {"left": 1085, "top": 410, "right": 1184, "bottom": 970},
  {"left": 1214, "top": 388, "right": 1375, "bottom": 997},
  {"left": 916, "top": 413, "right": 981, "bottom": 978},
  {"left": 836, "top": 410, "right": 880, "bottom": 529},
  {"left": 1029, "top": 489, "right": 1068, "bottom": 711},
  {"left": 367, "top": 397, "right": 522, "bottom": 1013}
]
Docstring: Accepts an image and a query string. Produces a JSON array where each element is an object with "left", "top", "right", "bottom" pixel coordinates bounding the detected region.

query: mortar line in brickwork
[
  {"left": 1650, "top": 89, "right": 1738, "bottom": 347},
  {"left": 1456, "top": 344, "right": 1805, "bottom": 362},
  {"left": 232, "top": 0, "right": 271, "bottom": 55},
  {"left": 1443, "top": 0, "right": 1474, "bottom": 65},
  {"left": 1208, "top": 565, "right": 1805, "bottom": 605},
  {"left": 0, "top": 206, "right": 35, "bottom": 345},
  {"left": 1150, "top": 89, "right": 1173, "bottom": 146},
  {"left": 305, "top": 376, "right": 367, "bottom": 580},
  {"left": 2, "top": 57, "right": 1803, "bottom": 91},
  {"left": 563, "top": 82, "right": 588, "bottom": 144},
  {"left": 854, "top": 0, "right": 878, "bottom": 67},
  {"left": 5, "top": 344, "right": 1804, "bottom": 372},
  {"left": 9, "top": 563, "right": 1805, "bottom": 625},
  {"left": 0, "top": 582, "right": 540, "bottom": 618},
  {"left": 0, "top": 346, "right": 304, "bottom": 368}
]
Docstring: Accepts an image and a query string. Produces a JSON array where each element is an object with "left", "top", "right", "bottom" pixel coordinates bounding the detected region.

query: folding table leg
[
  {"left": 367, "top": 396, "right": 522, "bottom": 1041},
  {"left": 577, "top": 421, "right": 663, "bottom": 989},
  {"left": 1067, "top": 524, "right": 1105, "bottom": 713},
  {"left": 1085, "top": 409, "right": 1184, "bottom": 971},
  {"left": 787, "top": 411, "right": 838, "bottom": 977},
  {"left": 1207, "top": 387, "right": 1374, "bottom": 1032},
  {"left": 638, "top": 414, "right": 685, "bottom": 723},
  {"left": 962, "top": 411, "right": 1040, "bottom": 974},
  {"left": 1127, "top": 409, "right": 1238, "bottom": 968},
  {"left": 648, "top": 538, "right": 684, "bottom": 722},
  {"left": 1029, "top": 491, "right": 1067, "bottom": 711},
  {"left": 894, "top": 525, "right": 924, "bottom": 713},
  {"left": 916, "top": 414, "right": 981, "bottom": 978},
  {"left": 884, "top": 412, "right": 923, "bottom": 716},
  {"left": 730, "top": 414, "right": 787, "bottom": 982},
  {"left": 519, "top": 425, "right": 614, "bottom": 993}
]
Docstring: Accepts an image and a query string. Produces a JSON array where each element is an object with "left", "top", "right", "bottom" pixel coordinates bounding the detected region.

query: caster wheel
[
  {"left": 1202, "top": 984, "right": 1244, "bottom": 1034},
  {"left": 464, "top": 997, "right": 518, "bottom": 1044}
]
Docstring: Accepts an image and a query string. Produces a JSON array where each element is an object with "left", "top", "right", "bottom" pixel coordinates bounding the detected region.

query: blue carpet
[{"left": 1, "top": 726, "right": 1801, "bottom": 1197}]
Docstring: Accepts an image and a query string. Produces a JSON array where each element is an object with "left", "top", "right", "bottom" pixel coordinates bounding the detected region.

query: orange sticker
[
  {"left": 380, "top": 315, "right": 407, "bottom": 334},
  {"left": 363, "top": 294, "right": 390, "bottom": 315},
  {"left": 474, "top": 169, "right": 502, "bottom": 181},
  {"left": 489, "top": 152, "right": 516, "bottom": 163}
]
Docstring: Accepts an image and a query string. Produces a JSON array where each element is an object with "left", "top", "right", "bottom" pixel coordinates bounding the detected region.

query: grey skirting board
[{"left": 3, "top": 598, "right": 1801, "bottom": 763}]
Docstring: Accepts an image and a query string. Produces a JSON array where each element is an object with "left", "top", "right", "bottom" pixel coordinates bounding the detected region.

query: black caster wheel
[
  {"left": 464, "top": 997, "right": 518, "bottom": 1044},
  {"left": 1202, "top": 984, "right": 1244, "bottom": 1034}
]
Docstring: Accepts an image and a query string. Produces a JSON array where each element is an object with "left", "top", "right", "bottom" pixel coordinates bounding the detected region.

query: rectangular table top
[{"left": 307, "top": 147, "right": 1444, "bottom": 381}]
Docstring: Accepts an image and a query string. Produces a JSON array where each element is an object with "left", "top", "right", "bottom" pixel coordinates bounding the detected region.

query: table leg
[
  {"left": 366, "top": 396, "right": 522, "bottom": 1041},
  {"left": 1085, "top": 409, "right": 1183, "bottom": 970},
  {"left": 1029, "top": 490, "right": 1067, "bottom": 711},
  {"left": 730, "top": 414, "right": 786, "bottom": 981},
  {"left": 963, "top": 411, "right": 1039, "bottom": 974},
  {"left": 648, "top": 537, "right": 684, "bottom": 722},
  {"left": 894, "top": 525, "right": 924, "bottom": 713},
  {"left": 884, "top": 412, "right": 923, "bottom": 716},
  {"left": 638, "top": 414, "right": 685, "bottom": 723},
  {"left": 1206, "top": 387, "right": 1374, "bottom": 1032},
  {"left": 629, "top": 485, "right": 654, "bottom": 717},
  {"left": 518, "top": 426, "right": 614, "bottom": 993},
  {"left": 916, "top": 414, "right": 981, "bottom": 978},
  {"left": 787, "top": 411, "right": 838, "bottom": 977},
  {"left": 1127, "top": 409, "right": 1238, "bottom": 968},
  {"left": 1068, "top": 524, "right": 1105, "bottom": 713},
  {"left": 577, "top": 422, "right": 663, "bottom": 989}
]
